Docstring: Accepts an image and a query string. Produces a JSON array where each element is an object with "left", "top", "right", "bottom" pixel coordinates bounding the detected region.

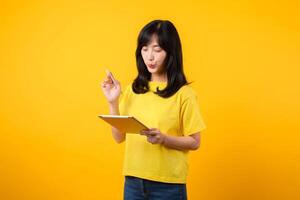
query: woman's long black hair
[{"left": 132, "top": 20, "right": 188, "bottom": 98}]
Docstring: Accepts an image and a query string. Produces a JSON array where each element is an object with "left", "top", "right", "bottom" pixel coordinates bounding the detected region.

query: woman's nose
[{"left": 147, "top": 52, "right": 154, "bottom": 60}]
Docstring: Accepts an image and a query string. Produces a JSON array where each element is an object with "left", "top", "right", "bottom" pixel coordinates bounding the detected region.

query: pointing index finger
[{"left": 105, "top": 69, "right": 117, "bottom": 84}]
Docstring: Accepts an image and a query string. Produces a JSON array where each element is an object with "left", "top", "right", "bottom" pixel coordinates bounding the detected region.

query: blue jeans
[{"left": 124, "top": 176, "right": 187, "bottom": 200}]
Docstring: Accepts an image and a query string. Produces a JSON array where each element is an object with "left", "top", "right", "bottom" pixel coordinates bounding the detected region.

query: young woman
[{"left": 101, "top": 19, "right": 206, "bottom": 200}]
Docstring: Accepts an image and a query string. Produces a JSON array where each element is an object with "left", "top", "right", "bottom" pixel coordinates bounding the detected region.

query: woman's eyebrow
[
  {"left": 144, "top": 44, "right": 160, "bottom": 47},
  {"left": 151, "top": 44, "right": 160, "bottom": 47}
]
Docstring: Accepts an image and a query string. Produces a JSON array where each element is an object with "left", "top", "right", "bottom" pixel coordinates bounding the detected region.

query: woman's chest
[{"left": 127, "top": 93, "right": 181, "bottom": 135}]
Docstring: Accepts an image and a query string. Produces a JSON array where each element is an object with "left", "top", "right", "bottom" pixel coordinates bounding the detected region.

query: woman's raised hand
[{"left": 101, "top": 70, "right": 121, "bottom": 104}]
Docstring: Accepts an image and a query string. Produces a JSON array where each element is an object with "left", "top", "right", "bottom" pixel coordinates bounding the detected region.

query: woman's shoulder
[
  {"left": 177, "top": 83, "right": 198, "bottom": 99},
  {"left": 119, "top": 83, "right": 133, "bottom": 102},
  {"left": 122, "top": 80, "right": 136, "bottom": 92},
  {"left": 122, "top": 83, "right": 132, "bottom": 93}
]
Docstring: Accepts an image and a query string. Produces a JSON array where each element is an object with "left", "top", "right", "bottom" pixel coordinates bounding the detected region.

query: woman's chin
[{"left": 147, "top": 67, "right": 158, "bottom": 74}]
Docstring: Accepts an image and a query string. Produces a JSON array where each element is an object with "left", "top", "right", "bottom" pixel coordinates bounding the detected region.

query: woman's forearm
[
  {"left": 109, "top": 101, "right": 126, "bottom": 143},
  {"left": 162, "top": 133, "right": 200, "bottom": 151}
]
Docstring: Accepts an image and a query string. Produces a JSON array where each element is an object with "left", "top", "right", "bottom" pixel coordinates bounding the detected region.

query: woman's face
[{"left": 141, "top": 34, "right": 167, "bottom": 76}]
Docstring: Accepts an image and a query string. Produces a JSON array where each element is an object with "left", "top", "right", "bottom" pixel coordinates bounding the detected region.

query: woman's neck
[{"left": 150, "top": 72, "right": 167, "bottom": 82}]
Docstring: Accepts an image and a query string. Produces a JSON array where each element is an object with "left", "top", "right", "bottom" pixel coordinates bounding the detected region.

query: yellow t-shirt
[{"left": 119, "top": 81, "right": 206, "bottom": 183}]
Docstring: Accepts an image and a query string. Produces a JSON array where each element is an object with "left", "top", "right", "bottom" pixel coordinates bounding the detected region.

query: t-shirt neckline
[{"left": 149, "top": 81, "right": 167, "bottom": 91}]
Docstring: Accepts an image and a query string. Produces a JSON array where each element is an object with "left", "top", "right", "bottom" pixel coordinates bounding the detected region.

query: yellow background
[{"left": 1, "top": 0, "right": 299, "bottom": 199}]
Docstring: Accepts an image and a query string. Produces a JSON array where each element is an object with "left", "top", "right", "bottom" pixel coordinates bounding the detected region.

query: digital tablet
[{"left": 98, "top": 115, "right": 149, "bottom": 134}]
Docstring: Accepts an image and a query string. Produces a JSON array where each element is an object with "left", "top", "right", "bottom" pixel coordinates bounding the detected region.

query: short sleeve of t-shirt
[{"left": 180, "top": 92, "right": 207, "bottom": 136}]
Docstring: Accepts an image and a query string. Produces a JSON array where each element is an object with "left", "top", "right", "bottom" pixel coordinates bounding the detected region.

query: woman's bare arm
[
  {"left": 141, "top": 129, "right": 200, "bottom": 151},
  {"left": 108, "top": 101, "right": 126, "bottom": 143}
]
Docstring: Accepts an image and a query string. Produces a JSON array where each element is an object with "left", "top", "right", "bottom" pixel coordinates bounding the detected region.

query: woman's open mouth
[{"left": 148, "top": 64, "right": 156, "bottom": 69}]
